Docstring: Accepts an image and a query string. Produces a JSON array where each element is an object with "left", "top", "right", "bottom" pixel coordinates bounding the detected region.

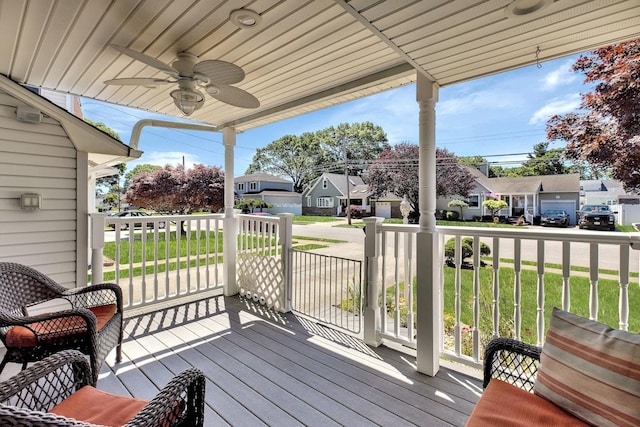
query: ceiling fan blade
[
  {"left": 104, "top": 77, "right": 172, "bottom": 86},
  {"left": 207, "top": 84, "right": 260, "bottom": 108},
  {"left": 193, "top": 60, "right": 245, "bottom": 84},
  {"left": 110, "top": 44, "right": 178, "bottom": 77}
]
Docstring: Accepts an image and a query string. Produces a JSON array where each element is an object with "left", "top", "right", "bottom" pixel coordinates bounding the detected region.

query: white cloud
[
  {"left": 437, "top": 87, "right": 520, "bottom": 116},
  {"left": 528, "top": 93, "right": 581, "bottom": 125},
  {"left": 541, "top": 60, "right": 577, "bottom": 90}
]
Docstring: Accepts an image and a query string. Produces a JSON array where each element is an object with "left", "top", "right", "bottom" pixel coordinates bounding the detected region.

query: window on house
[
  {"left": 238, "top": 183, "right": 245, "bottom": 191},
  {"left": 249, "top": 182, "right": 257, "bottom": 191},
  {"left": 306, "top": 196, "right": 311, "bottom": 206},
  {"left": 322, "top": 179, "right": 328, "bottom": 189},
  {"left": 466, "top": 194, "right": 479, "bottom": 207},
  {"left": 317, "top": 197, "right": 334, "bottom": 208}
]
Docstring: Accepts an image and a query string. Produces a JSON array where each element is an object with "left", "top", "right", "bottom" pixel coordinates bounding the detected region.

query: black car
[
  {"left": 578, "top": 205, "right": 616, "bottom": 231},
  {"left": 540, "top": 210, "right": 569, "bottom": 227},
  {"left": 108, "top": 211, "right": 166, "bottom": 230}
]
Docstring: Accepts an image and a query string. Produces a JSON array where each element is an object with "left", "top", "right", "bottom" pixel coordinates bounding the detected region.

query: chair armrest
[
  {"left": 0, "top": 308, "right": 99, "bottom": 336},
  {"left": 0, "top": 350, "right": 94, "bottom": 409},
  {"left": 0, "top": 407, "right": 95, "bottom": 426},
  {"left": 125, "top": 368, "right": 205, "bottom": 427},
  {"left": 483, "top": 337, "right": 541, "bottom": 391},
  {"left": 63, "top": 283, "right": 123, "bottom": 313}
]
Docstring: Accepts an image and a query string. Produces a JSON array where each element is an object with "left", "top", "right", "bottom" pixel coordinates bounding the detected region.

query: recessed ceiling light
[
  {"left": 505, "top": 0, "right": 553, "bottom": 19},
  {"left": 230, "top": 9, "right": 262, "bottom": 29}
]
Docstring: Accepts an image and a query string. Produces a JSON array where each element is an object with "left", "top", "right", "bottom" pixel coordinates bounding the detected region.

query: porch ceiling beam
[
  {"left": 219, "top": 62, "right": 415, "bottom": 130},
  {"left": 333, "top": 0, "right": 437, "bottom": 83}
]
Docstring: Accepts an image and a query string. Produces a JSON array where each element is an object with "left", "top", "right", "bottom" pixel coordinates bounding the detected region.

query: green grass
[
  {"left": 292, "top": 235, "right": 347, "bottom": 244},
  {"left": 293, "top": 215, "right": 343, "bottom": 224},
  {"left": 103, "top": 230, "right": 276, "bottom": 265},
  {"left": 481, "top": 256, "right": 639, "bottom": 278},
  {"left": 292, "top": 244, "right": 329, "bottom": 251},
  {"left": 385, "top": 265, "right": 640, "bottom": 349}
]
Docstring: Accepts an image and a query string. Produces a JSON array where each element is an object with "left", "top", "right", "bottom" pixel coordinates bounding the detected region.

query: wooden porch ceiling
[
  {"left": 99, "top": 296, "right": 481, "bottom": 426},
  {"left": 0, "top": 0, "right": 638, "bottom": 132}
]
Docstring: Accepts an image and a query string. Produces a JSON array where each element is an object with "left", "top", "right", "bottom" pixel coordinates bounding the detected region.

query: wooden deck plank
[
  {"left": 196, "top": 301, "right": 449, "bottom": 426},
  {"left": 208, "top": 299, "right": 472, "bottom": 426},
  {"left": 97, "top": 295, "right": 481, "bottom": 427},
  {"left": 181, "top": 302, "right": 395, "bottom": 427}
]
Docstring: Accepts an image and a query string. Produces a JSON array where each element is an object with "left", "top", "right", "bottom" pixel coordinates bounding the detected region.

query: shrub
[
  {"left": 444, "top": 237, "right": 490, "bottom": 263},
  {"left": 446, "top": 211, "right": 460, "bottom": 221},
  {"left": 347, "top": 205, "right": 363, "bottom": 218}
]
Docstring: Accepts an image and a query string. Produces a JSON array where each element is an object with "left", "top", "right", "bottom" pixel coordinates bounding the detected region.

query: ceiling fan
[{"left": 104, "top": 45, "right": 259, "bottom": 116}]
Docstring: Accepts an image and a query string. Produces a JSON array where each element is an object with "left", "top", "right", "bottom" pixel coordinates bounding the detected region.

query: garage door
[
  {"left": 540, "top": 201, "right": 577, "bottom": 225},
  {"left": 375, "top": 202, "right": 391, "bottom": 218}
]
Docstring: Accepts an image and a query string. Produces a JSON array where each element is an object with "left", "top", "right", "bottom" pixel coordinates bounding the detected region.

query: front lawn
[{"left": 384, "top": 264, "right": 639, "bottom": 353}]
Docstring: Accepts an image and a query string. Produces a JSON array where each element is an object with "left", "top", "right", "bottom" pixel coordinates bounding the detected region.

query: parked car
[
  {"left": 578, "top": 205, "right": 616, "bottom": 231},
  {"left": 108, "top": 211, "right": 166, "bottom": 230},
  {"left": 540, "top": 210, "right": 569, "bottom": 227}
]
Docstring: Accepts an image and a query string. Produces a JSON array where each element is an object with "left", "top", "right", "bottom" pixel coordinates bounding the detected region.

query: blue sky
[{"left": 81, "top": 54, "right": 589, "bottom": 177}]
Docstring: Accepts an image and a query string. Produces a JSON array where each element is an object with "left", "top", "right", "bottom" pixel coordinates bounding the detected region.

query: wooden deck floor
[{"left": 13, "top": 295, "right": 482, "bottom": 426}]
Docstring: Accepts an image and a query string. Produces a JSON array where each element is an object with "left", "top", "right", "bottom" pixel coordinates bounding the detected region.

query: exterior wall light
[{"left": 21, "top": 193, "right": 42, "bottom": 210}]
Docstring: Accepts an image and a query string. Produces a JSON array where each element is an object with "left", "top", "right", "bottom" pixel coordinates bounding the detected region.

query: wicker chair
[
  {"left": 0, "top": 262, "right": 123, "bottom": 383},
  {"left": 0, "top": 350, "right": 205, "bottom": 426},
  {"left": 482, "top": 337, "right": 541, "bottom": 391}
]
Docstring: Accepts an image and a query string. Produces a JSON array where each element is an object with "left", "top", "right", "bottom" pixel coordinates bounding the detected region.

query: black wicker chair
[
  {"left": 0, "top": 350, "right": 205, "bottom": 427},
  {"left": 482, "top": 337, "right": 542, "bottom": 391},
  {"left": 0, "top": 262, "right": 123, "bottom": 383}
]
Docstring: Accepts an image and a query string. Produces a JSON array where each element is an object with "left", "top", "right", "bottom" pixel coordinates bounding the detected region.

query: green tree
[
  {"left": 519, "top": 142, "right": 568, "bottom": 176},
  {"left": 317, "top": 122, "right": 389, "bottom": 224},
  {"left": 482, "top": 199, "right": 508, "bottom": 216},
  {"left": 246, "top": 132, "right": 330, "bottom": 193},
  {"left": 448, "top": 199, "right": 468, "bottom": 220},
  {"left": 85, "top": 119, "right": 127, "bottom": 210},
  {"left": 101, "top": 193, "right": 119, "bottom": 211},
  {"left": 317, "top": 122, "right": 389, "bottom": 176}
]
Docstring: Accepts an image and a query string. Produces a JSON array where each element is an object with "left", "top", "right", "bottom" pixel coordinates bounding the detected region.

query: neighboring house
[
  {"left": 302, "top": 173, "right": 371, "bottom": 216},
  {"left": 0, "top": 75, "right": 141, "bottom": 287},
  {"left": 235, "top": 173, "right": 301, "bottom": 215},
  {"left": 580, "top": 179, "right": 640, "bottom": 206},
  {"left": 438, "top": 167, "right": 581, "bottom": 225}
]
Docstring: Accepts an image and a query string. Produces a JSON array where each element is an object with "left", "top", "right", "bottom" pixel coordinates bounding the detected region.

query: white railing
[
  {"left": 367, "top": 221, "right": 640, "bottom": 369},
  {"left": 91, "top": 213, "right": 225, "bottom": 310}
]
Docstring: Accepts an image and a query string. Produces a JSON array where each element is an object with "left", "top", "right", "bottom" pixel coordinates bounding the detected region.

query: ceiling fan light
[
  {"left": 205, "top": 84, "right": 220, "bottom": 95},
  {"left": 170, "top": 88, "right": 204, "bottom": 116},
  {"left": 230, "top": 9, "right": 262, "bottom": 29},
  {"left": 505, "top": 0, "right": 553, "bottom": 18}
]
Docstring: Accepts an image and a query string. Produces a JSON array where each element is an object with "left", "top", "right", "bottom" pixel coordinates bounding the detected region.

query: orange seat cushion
[
  {"left": 50, "top": 385, "right": 147, "bottom": 426},
  {"left": 465, "top": 379, "right": 590, "bottom": 427},
  {"left": 5, "top": 304, "right": 117, "bottom": 348}
]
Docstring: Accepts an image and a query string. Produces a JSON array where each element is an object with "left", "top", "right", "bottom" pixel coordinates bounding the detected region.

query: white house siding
[{"left": 0, "top": 91, "right": 78, "bottom": 287}]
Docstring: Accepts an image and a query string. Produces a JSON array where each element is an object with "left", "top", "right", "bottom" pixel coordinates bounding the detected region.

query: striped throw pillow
[{"left": 534, "top": 308, "right": 640, "bottom": 427}]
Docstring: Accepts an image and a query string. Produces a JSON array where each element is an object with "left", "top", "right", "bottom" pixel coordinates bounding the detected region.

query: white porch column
[
  {"left": 89, "top": 212, "right": 106, "bottom": 285},
  {"left": 416, "top": 73, "right": 440, "bottom": 376},
  {"left": 223, "top": 127, "right": 239, "bottom": 295}
]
